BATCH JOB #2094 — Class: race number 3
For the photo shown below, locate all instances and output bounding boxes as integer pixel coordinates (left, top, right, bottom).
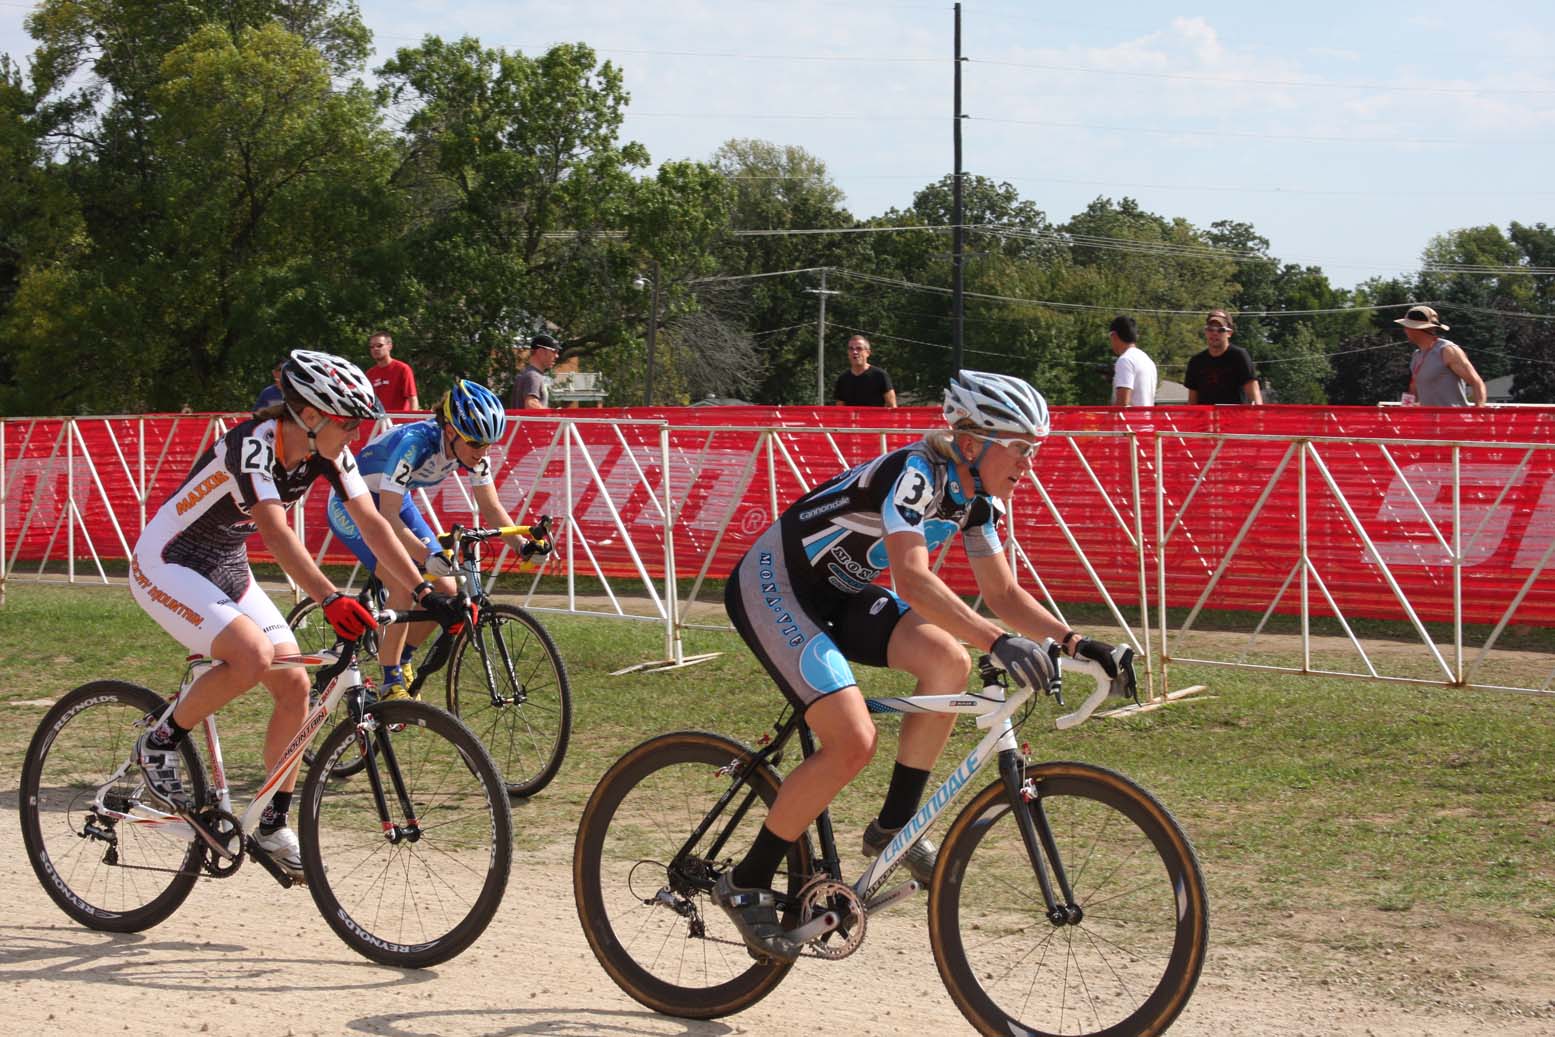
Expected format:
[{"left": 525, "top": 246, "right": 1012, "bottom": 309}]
[
  {"left": 892, "top": 468, "right": 929, "bottom": 514},
  {"left": 240, "top": 436, "right": 275, "bottom": 474}
]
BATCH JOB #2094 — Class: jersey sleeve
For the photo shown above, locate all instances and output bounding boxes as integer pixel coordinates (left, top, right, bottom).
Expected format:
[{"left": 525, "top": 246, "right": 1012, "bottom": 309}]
[
  {"left": 961, "top": 495, "right": 1006, "bottom": 558},
  {"left": 327, "top": 447, "right": 369, "bottom": 500},
  {"left": 229, "top": 427, "right": 282, "bottom": 508},
  {"left": 880, "top": 454, "right": 937, "bottom": 538},
  {"left": 465, "top": 454, "right": 495, "bottom": 488}
]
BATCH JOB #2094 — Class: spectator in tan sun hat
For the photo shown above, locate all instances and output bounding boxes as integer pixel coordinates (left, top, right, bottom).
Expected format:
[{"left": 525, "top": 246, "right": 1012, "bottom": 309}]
[
  {"left": 1397, "top": 305, "right": 1486, "bottom": 407},
  {"left": 1184, "top": 309, "right": 1262, "bottom": 405}
]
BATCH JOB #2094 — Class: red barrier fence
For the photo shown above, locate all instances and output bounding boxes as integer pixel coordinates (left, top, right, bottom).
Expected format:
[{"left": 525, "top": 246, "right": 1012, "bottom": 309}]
[{"left": 6, "top": 406, "right": 1555, "bottom": 634}]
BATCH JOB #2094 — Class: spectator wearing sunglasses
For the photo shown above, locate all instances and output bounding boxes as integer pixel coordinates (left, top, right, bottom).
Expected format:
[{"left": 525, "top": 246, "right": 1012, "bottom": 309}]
[
  {"left": 367, "top": 331, "right": 420, "bottom": 413},
  {"left": 833, "top": 335, "right": 898, "bottom": 408},
  {"left": 1185, "top": 310, "right": 1262, "bottom": 405},
  {"left": 1397, "top": 305, "right": 1485, "bottom": 407}
]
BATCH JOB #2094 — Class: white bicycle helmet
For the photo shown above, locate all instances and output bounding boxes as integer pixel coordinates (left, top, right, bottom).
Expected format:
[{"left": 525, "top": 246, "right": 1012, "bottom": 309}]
[
  {"left": 281, "top": 349, "right": 383, "bottom": 421},
  {"left": 943, "top": 370, "right": 1050, "bottom": 439}
]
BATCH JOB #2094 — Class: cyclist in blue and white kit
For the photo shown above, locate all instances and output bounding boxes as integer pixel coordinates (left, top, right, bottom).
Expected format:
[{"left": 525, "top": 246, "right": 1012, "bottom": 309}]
[
  {"left": 326, "top": 379, "right": 543, "bottom": 700},
  {"left": 715, "top": 370, "right": 1123, "bottom": 962}
]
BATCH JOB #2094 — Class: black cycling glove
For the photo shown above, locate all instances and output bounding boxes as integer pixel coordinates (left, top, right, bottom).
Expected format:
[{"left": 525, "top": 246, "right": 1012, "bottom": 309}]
[
  {"left": 1072, "top": 636, "right": 1120, "bottom": 679},
  {"left": 990, "top": 633, "right": 1056, "bottom": 691}
]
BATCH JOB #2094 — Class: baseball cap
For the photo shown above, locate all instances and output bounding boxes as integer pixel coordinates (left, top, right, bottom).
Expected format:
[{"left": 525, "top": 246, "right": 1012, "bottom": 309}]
[
  {"left": 531, "top": 333, "right": 560, "bottom": 352},
  {"left": 1394, "top": 305, "right": 1449, "bottom": 331},
  {"left": 1205, "top": 309, "right": 1236, "bottom": 331}
]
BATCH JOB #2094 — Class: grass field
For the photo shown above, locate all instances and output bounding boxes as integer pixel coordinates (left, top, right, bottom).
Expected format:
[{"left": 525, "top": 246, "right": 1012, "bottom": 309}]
[{"left": 4, "top": 579, "right": 1553, "bottom": 951}]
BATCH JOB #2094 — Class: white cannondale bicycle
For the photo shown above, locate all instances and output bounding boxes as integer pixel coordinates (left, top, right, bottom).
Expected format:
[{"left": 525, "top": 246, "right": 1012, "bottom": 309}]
[{"left": 574, "top": 642, "right": 1209, "bottom": 1037}]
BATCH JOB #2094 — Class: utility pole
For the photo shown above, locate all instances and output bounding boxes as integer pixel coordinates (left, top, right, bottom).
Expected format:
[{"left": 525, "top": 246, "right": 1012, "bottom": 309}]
[
  {"left": 952, "top": 1, "right": 966, "bottom": 374},
  {"left": 804, "top": 269, "right": 841, "bottom": 405},
  {"left": 643, "top": 258, "right": 661, "bottom": 406}
]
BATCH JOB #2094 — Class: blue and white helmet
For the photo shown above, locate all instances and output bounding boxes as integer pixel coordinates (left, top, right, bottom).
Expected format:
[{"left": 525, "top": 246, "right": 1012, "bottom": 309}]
[
  {"left": 441, "top": 379, "right": 508, "bottom": 445},
  {"left": 943, "top": 370, "right": 1050, "bottom": 439}
]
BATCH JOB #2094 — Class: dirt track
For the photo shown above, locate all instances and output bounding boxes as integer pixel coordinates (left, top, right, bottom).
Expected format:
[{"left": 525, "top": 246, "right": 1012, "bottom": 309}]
[{"left": 4, "top": 796, "right": 1554, "bottom": 1037}]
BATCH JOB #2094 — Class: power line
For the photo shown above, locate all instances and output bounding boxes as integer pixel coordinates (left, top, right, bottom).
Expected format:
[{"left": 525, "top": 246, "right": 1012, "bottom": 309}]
[
  {"left": 719, "top": 171, "right": 1555, "bottom": 200},
  {"left": 969, "top": 114, "right": 1453, "bottom": 146},
  {"left": 830, "top": 267, "right": 1431, "bottom": 319},
  {"left": 969, "top": 58, "right": 1555, "bottom": 98}
]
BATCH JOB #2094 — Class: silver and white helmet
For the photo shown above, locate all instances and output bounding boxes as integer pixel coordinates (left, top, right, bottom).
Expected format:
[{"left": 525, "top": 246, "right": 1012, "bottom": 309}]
[
  {"left": 282, "top": 349, "right": 383, "bottom": 420},
  {"left": 943, "top": 370, "right": 1050, "bottom": 438}
]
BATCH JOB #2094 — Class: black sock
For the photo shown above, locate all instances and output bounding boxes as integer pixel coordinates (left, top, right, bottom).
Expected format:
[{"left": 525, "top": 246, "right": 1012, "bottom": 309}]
[
  {"left": 732, "top": 824, "right": 793, "bottom": 891},
  {"left": 259, "top": 791, "right": 292, "bottom": 833},
  {"left": 148, "top": 716, "right": 191, "bottom": 749},
  {"left": 878, "top": 763, "right": 932, "bottom": 831}
]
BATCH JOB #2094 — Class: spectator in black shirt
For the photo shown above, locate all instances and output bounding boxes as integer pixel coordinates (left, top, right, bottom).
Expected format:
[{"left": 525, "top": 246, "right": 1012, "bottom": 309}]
[
  {"left": 1185, "top": 309, "right": 1263, "bottom": 405},
  {"left": 832, "top": 335, "right": 897, "bottom": 407}
]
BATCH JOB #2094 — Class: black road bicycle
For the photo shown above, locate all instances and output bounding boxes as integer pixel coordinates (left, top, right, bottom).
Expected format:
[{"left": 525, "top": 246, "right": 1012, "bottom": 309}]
[
  {"left": 287, "top": 517, "right": 572, "bottom": 798},
  {"left": 574, "top": 644, "right": 1208, "bottom": 1037}
]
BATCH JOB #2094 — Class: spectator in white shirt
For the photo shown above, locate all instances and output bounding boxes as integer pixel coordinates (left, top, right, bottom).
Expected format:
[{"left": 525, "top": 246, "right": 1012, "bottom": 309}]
[{"left": 1109, "top": 315, "right": 1157, "bottom": 407}]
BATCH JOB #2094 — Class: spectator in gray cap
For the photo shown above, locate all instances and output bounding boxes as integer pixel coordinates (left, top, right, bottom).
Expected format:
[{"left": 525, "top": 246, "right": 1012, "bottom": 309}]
[{"left": 1398, "top": 306, "right": 1486, "bottom": 407}]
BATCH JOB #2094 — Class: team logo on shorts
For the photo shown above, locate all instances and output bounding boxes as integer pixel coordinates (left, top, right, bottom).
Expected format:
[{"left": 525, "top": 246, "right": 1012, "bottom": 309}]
[{"left": 800, "top": 635, "right": 854, "bottom": 693}]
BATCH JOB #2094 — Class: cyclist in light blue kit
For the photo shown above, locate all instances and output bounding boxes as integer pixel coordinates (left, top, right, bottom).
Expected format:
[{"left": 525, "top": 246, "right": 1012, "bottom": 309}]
[
  {"left": 326, "top": 379, "right": 545, "bottom": 700},
  {"left": 716, "top": 370, "right": 1123, "bottom": 962}
]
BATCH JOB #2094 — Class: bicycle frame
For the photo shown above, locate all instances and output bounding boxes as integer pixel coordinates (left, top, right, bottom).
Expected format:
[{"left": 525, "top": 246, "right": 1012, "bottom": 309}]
[
  {"left": 90, "top": 645, "right": 370, "bottom": 849},
  {"left": 705, "top": 646, "right": 1132, "bottom": 913}
]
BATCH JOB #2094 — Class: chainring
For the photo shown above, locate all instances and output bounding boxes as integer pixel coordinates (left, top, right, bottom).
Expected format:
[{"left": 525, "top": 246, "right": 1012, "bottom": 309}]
[{"left": 797, "top": 875, "right": 867, "bottom": 959}]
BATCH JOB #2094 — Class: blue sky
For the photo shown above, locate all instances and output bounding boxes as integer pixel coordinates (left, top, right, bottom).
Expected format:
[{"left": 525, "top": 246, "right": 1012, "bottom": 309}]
[{"left": 3, "top": 0, "right": 1552, "bottom": 288}]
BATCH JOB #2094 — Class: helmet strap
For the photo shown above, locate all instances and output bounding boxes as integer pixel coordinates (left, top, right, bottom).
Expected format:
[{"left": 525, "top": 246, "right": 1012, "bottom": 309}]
[
  {"left": 286, "top": 404, "right": 326, "bottom": 458},
  {"left": 949, "top": 434, "right": 990, "bottom": 497}
]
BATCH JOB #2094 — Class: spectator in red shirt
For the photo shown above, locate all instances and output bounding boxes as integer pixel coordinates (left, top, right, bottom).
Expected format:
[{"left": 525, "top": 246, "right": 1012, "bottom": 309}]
[{"left": 367, "top": 331, "right": 420, "bottom": 413}]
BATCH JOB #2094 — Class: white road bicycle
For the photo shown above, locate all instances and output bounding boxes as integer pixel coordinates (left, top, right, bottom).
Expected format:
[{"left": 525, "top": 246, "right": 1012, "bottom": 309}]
[
  {"left": 574, "top": 643, "right": 1209, "bottom": 1036},
  {"left": 19, "top": 611, "right": 512, "bottom": 968}
]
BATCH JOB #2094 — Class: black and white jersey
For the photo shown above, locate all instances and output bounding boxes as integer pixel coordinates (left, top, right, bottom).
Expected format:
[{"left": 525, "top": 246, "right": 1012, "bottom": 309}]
[
  {"left": 142, "top": 417, "right": 368, "bottom": 591},
  {"left": 776, "top": 440, "right": 1004, "bottom": 599}
]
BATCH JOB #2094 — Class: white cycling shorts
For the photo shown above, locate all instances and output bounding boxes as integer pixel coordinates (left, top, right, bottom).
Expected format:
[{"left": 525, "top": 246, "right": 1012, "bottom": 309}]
[{"left": 130, "top": 548, "right": 295, "bottom": 658}]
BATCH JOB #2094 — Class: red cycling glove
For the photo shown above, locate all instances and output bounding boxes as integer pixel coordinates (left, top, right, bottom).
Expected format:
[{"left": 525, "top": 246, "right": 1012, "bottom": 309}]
[{"left": 321, "top": 593, "right": 377, "bottom": 640}]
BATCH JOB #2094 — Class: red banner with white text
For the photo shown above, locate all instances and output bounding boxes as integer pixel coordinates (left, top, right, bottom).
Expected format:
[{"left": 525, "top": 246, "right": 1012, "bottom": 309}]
[{"left": 6, "top": 405, "right": 1555, "bottom": 626}]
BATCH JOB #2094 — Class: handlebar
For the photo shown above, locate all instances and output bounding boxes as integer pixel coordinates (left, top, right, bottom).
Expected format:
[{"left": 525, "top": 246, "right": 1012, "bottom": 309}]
[
  {"left": 978, "top": 640, "right": 1137, "bottom": 731},
  {"left": 436, "top": 515, "right": 552, "bottom": 551}
]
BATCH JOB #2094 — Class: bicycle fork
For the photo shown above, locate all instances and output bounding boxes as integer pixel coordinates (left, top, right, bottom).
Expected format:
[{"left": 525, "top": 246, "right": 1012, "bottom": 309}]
[
  {"left": 356, "top": 707, "right": 422, "bottom": 844},
  {"left": 998, "top": 749, "right": 1083, "bottom": 926}
]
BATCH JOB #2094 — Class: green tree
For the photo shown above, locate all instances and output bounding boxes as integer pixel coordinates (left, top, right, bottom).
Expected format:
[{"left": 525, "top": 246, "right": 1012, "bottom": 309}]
[
  {"left": 378, "top": 38, "right": 731, "bottom": 405},
  {"left": 707, "top": 139, "right": 859, "bottom": 404},
  {"left": 4, "top": 18, "right": 395, "bottom": 412}
]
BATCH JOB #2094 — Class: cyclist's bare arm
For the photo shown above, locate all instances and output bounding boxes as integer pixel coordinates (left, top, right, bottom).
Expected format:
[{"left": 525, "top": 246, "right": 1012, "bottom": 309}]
[
  {"left": 968, "top": 550, "right": 1071, "bottom": 646},
  {"left": 885, "top": 531, "right": 1005, "bottom": 652},
  {"left": 344, "top": 493, "right": 426, "bottom": 595},
  {"left": 471, "top": 481, "right": 532, "bottom": 557},
  {"left": 254, "top": 500, "right": 335, "bottom": 603}
]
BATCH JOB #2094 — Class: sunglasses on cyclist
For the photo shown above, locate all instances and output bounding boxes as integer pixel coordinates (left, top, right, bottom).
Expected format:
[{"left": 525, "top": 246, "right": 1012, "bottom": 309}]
[
  {"left": 978, "top": 435, "right": 1041, "bottom": 459},
  {"left": 324, "top": 414, "right": 362, "bottom": 434}
]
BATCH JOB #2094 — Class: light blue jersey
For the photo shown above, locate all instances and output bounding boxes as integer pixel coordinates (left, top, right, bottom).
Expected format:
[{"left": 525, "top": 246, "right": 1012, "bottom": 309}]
[
  {"left": 327, "top": 418, "right": 492, "bottom": 573},
  {"left": 355, "top": 418, "right": 493, "bottom": 497}
]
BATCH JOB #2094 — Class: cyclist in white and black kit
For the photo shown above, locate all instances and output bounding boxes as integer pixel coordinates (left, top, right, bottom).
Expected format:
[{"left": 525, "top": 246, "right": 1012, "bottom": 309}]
[
  {"left": 129, "top": 350, "right": 466, "bottom": 882},
  {"left": 716, "top": 370, "right": 1122, "bottom": 962}
]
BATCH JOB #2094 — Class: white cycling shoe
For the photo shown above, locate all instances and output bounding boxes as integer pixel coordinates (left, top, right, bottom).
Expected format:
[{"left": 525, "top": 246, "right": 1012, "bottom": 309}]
[{"left": 252, "top": 825, "right": 306, "bottom": 883}]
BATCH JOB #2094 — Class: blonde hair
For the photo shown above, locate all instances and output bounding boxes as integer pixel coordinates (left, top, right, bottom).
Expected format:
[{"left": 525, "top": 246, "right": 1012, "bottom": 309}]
[{"left": 925, "top": 426, "right": 983, "bottom": 460}]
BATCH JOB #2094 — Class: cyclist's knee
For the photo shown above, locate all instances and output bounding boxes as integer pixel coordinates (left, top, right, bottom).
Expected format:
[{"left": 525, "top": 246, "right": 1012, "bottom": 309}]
[{"left": 830, "top": 719, "right": 878, "bottom": 775}]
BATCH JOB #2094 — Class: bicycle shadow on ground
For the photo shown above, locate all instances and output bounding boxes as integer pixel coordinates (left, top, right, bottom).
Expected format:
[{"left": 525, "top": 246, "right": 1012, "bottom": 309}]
[
  {"left": 344, "top": 1006, "right": 736, "bottom": 1037},
  {"left": 0, "top": 924, "right": 436, "bottom": 993}
]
